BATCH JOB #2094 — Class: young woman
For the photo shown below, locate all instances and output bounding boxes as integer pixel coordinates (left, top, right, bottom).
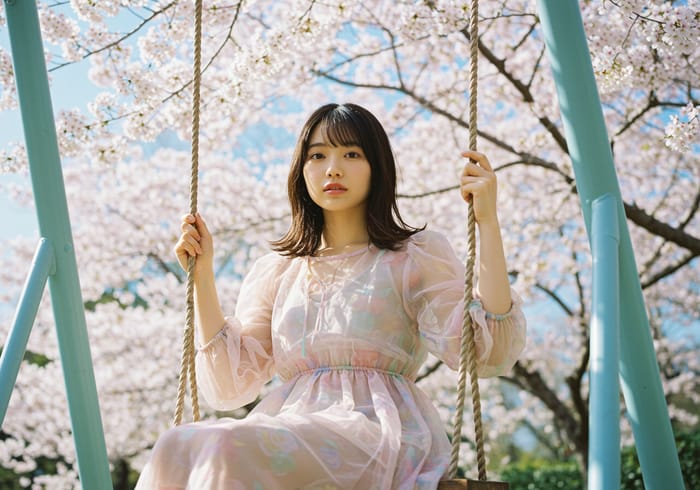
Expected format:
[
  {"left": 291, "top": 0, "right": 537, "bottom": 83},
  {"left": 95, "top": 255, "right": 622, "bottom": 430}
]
[{"left": 136, "top": 103, "right": 526, "bottom": 489}]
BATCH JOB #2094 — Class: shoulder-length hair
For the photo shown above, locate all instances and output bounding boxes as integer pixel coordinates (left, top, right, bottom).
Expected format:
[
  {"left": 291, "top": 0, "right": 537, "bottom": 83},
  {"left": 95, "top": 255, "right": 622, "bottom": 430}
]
[{"left": 271, "top": 103, "right": 424, "bottom": 257}]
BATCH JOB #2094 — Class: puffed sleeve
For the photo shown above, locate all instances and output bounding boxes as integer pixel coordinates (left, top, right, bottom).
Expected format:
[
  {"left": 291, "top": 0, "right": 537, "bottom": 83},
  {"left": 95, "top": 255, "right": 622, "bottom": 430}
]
[
  {"left": 195, "top": 253, "right": 286, "bottom": 410},
  {"left": 404, "top": 230, "right": 526, "bottom": 377}
]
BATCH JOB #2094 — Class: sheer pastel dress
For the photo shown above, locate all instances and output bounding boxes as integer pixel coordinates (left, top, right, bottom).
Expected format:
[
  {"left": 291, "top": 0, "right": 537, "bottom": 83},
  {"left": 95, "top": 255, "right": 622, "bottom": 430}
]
[{"left": 136, "top": 230, "right": 526, "bottom": 489}]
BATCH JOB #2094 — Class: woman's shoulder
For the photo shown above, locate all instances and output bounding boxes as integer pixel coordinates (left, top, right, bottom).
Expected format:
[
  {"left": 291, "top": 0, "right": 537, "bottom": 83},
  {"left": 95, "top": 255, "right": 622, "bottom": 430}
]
[
  {"left": 403, "top": 228, "right": 453, "bottom": 250},
  {"left": 247, "top": 250, "right": 299, "bottom": 279},
  {"left": 397, "top": 229, "right": 461, "bottom": 269},
  {"left": 253, "top": 250, "right": 296, "bottom": 268}
]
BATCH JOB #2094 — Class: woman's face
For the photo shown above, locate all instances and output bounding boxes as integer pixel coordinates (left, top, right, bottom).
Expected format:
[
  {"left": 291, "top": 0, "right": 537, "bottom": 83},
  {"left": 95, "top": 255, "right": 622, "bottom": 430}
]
[{"left": 302, "top": 125, "right": 372, "bottom": 218}]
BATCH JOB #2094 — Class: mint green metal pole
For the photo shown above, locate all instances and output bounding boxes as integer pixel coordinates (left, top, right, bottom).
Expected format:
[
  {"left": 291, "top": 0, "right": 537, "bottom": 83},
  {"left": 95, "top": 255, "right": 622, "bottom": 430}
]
[
  {"left": 589, "top": 195, "right": 621, "bottom": 489},
  {"left": 0, "top": 239, "right": 54, "bottom": 423},
  {"left": 4, "top": 1, "right": 111, "bottom": 488},
  {"left": 536, "top": 1, "right": 684, "bottom": 488}
]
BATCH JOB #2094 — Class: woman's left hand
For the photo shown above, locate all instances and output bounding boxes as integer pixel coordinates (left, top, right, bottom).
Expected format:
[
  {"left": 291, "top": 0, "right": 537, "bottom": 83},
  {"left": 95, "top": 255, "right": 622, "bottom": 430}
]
[{"left": 460, "top": 150, "right": 499, "bottom": 225}]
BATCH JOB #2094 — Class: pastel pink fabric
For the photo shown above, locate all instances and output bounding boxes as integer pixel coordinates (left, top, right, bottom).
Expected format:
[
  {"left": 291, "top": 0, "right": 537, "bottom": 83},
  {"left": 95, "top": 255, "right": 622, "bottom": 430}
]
[{"left": 136, "top": 230, "right": 526, "bottom": 489}]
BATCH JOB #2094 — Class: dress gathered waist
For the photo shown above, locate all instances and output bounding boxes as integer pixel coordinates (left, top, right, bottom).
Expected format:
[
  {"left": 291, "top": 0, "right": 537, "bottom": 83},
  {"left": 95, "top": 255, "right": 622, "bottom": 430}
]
[{"left": 279, "top": 364, "right": 417, "bottom": 383}]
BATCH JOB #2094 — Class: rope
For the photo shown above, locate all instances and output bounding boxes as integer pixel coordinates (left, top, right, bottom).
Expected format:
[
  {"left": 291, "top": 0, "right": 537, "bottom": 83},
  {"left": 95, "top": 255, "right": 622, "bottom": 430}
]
[
  {"left": 448, "top": 0, "right": 487, "bottom": 481},
  {"left": 174, "top": 0, "right": 203, "bottom": 427}
]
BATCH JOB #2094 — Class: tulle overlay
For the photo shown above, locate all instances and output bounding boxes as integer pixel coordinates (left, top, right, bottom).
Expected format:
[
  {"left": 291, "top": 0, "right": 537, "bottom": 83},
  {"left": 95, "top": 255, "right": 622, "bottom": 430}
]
[{"left": 136, "top": 231, "right": 526, "bottom": 489}]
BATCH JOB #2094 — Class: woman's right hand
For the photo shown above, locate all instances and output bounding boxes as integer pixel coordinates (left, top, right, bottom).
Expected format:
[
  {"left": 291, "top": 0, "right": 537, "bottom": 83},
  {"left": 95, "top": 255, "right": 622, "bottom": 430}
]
[{"left": 174, "top": 213, "right": 214, "bottom": 273}]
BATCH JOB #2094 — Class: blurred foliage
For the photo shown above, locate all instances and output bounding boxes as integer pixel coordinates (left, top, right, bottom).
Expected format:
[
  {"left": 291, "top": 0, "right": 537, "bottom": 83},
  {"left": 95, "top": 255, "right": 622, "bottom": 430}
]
[
  {"left": 500, "top": 428, "right": 699, "bottom": 489},
  {"left": 500, "top": 460, "right": 583, "bottom": 489}
]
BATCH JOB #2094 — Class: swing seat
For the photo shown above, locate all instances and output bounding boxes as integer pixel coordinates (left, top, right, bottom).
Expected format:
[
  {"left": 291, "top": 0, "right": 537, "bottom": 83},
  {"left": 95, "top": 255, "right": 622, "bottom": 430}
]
[{"left": 438, "top": 479, "right": 509, "bottom": 489}]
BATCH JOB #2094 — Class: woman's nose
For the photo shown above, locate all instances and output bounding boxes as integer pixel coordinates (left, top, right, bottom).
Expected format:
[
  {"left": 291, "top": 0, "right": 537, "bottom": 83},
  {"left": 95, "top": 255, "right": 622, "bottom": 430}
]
[{"left": 326, "top": 163, "right": 343, "bottom": 178}]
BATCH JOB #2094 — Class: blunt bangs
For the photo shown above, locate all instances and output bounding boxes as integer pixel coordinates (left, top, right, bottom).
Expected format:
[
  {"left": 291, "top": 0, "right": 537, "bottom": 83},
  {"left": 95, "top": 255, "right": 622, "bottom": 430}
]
[{"left": 310, "top": 106, "right": 367, "bottom": 151}]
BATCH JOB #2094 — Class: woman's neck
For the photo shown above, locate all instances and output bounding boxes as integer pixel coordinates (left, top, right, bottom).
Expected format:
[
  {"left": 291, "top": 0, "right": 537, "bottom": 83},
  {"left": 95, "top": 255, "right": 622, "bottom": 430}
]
[{"left": 318, "top": 211, "right": 369, "bottom": 255}]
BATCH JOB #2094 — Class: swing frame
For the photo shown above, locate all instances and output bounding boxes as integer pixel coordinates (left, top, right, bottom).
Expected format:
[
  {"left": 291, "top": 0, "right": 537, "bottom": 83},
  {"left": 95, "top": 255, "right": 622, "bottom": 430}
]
[{"left": 1, "top": 0, "right": 685, "bottom": 488}]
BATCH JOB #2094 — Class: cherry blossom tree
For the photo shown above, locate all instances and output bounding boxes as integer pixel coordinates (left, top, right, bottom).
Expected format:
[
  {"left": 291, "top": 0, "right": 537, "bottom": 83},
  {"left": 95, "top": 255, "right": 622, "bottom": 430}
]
[{"left": 0, "top": 0, "right": 698, "bottom": 487}]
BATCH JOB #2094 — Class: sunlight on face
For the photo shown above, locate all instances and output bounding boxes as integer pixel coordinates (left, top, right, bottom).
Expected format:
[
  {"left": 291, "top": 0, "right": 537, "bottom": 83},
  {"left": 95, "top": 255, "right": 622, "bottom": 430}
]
[{"left": 303, "top": 126, "right": 372, "bottom": 219}]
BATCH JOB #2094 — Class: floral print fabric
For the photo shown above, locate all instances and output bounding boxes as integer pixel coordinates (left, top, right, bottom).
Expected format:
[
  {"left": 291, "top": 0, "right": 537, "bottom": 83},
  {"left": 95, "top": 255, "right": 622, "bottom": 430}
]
[{"left": 136, "top": 230, "right": 526, "bottom": 489}]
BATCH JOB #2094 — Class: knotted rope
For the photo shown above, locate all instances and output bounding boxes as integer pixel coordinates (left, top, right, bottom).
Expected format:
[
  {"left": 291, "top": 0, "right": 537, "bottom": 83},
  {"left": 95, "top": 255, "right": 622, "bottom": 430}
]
[
  {"left": 173, "top": 0, "right": 203, "bottom": 426},
  {"left": 448, "top": 0, "right": 487, "bottom": 481}
]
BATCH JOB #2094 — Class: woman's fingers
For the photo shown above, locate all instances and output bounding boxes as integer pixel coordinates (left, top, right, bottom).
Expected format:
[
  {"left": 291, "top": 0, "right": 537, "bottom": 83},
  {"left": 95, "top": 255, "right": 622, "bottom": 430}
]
[
  {"left": 176, "top": 214, "right": 203, "bottom": 257},
  {"left": 180, "top": 213, "right": 200, "bottom": 234},
  {"left": 175, "top": 235, "right": 200, "bottom": 258},
  {"left": 462, "top": 162, "right": 491, "bottom": 178},
  {"left": 194, "top": 213, "right": 210, "bottom": 234},
  {"left": 459, "top": 150, "right": 499, "bottom": 224},
  {"left": 461, "top": 150, "right": 493, "bottom": 171},
  {"left": 181, "top": 222, "right": 201, "bottom": 240},
  {"left": 180, "top": 213, "right": 212, "bottom": 239},
  {"left": 176, "top": 242, "right": 195, "bottom": 260},
  {"left": 460, "top": 180, "right": 489, "bottom": 201},
  {"left": 181, "top": 213, "right": 196, "bottom": 228},
  {"left": 175, "top": 213, "right": 213, "bottom": 273},
  {"left": 183, "top": 233, "right": 203, "bottom": 255},
  {"left": 177, "top": 226, "right": 203, "bottom": 252}
]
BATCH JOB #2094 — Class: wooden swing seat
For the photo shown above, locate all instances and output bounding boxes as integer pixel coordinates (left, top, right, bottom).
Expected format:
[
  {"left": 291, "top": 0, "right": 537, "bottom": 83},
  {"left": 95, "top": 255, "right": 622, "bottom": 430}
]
[{"left": 438, "top": 479, "right": 509, "bottom": 489}]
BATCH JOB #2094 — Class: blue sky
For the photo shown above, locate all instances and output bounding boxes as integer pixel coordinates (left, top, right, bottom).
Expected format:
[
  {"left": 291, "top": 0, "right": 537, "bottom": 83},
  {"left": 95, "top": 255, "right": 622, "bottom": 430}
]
[{"left": 1, "top": 21, "right": 103, "bottom": 238}]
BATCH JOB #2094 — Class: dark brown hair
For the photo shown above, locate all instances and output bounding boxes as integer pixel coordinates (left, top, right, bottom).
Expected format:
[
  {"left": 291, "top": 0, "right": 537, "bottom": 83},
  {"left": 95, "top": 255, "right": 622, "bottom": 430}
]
[{"left": 271, "top": 103, "right": 424, "bottom": 257}]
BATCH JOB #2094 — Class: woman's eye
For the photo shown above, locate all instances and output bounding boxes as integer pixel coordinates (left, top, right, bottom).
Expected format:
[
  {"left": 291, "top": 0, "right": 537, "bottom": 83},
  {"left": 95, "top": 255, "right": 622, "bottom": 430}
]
[
  {"left": 308, "top": 153, "right": 324, "bottom": 160},
  {"left": 346, "top": 151, "right": 362, "bottom": 158}
]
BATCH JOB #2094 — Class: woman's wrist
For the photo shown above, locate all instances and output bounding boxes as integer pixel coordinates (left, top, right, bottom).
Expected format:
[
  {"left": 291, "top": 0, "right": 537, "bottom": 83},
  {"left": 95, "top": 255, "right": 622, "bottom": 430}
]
[
  {"left": 193, "top": 259, "right": 215, "bottom": 281},
  {"left": 476, "top": 213, "right": 501, "bottom": 231}
]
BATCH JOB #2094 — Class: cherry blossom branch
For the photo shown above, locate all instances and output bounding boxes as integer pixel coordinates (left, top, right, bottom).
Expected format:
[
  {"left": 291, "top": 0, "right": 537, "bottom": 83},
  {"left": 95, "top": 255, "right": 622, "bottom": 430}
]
[
  {"left": 509, "top": 361, "right": 584, "bottom": 455},
  {"left": 49, "top": 2, "right": 178, "bottom": 72},
  {"left": 519, "top": 418, "right": 564, "bottom": 458},
  {"left": 319, "top": 36, "right": 430, "bottom": 76},
  {"left": 216, "top": 214, "right": 290, "bottom": 237},
  {"left": 533, "top": 282, "right": 574, "bottom": 317},
  {"left": 416, "top": 360, "right": 444, "bottom": 383},
  {"left": 161, "top": 2, "right": 244, "bottom": 105},
  {"left": 314, "top": 68, "right": 574, "bottom": 183},
  {"left": 641, "top": 252, "right": 699, "bottom": 290},
  {"left": 512, "top": 21, "right": 538, "bottom": 52},
  {"left": 397, "top": 185, "right": 456, "bottom": 199},
  {"left": 613, "top": 93, "right": 692, "bottom": 138},
  {"left": 144, "top": 213, "right": 286, "bottom": 284},
  {"left": 460, "top": 31, "right": 570, "bottom": 154},
  {"left": 526, "top": 44, "right": 546, "bottom": 90},
  {"left": 566, "top": 253, "right": 590, "bottom": 451},
  {"left": 388, "top": 29, "right": 406, "bottom": 90},
  {"left": 385, "top": 80, "right": 699, "bottom": 255},
  {"left": 573, "top": 255, "right": 586, "bottom": 324},
  {"left": 147, "top": 252, "right": 184, "bottom": 284},
  {"left": 295, "top": 0, "right": 318, "bottom": 23},
  {"left": 608, "top": 1, "right": 665, "bottom": 25},
  {"left": 681, "top": 188, "right": 700, "bottom": 230},
  {"left": 76, "top": 3, "right": 244, "bottom": 132},
  {"left": 625, "top": 202, "right": 700, "bottom": 255},
  {"left": 480, "top": 12, "right": 539, "bottom": 22},
  {"left": 395, "top": 158, "right": 566, "bottom": 199},
  {"left": 638, "top": 165, "right": 694, "bottom": 279},
  {"left": 612, "top": 11, "right": 639, "bottom": 66}
]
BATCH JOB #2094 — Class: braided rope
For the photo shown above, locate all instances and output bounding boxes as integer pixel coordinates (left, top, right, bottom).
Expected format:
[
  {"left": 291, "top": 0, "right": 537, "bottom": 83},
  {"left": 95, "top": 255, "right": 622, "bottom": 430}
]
[
  {"left": 448, "top": 0, "right": 487, "bottom": 480},
  {"left": 174, "top": 0, "right": 203, "bottom": 426}
]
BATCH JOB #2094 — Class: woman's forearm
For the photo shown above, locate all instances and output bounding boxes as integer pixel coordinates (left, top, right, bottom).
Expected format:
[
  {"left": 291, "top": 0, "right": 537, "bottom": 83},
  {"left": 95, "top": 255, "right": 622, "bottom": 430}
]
[
  {"left": 476, "top": 219, "right": 512, "bottom": 315},
  {"left": 193, "top": 265, "right": 226, "bottom": 344}
]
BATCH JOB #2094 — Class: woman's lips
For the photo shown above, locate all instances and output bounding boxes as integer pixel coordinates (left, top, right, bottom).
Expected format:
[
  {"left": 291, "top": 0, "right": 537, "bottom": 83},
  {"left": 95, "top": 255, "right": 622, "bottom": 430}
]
[{"left": 323, "top": 183, "right": 347, "bottom": 194}]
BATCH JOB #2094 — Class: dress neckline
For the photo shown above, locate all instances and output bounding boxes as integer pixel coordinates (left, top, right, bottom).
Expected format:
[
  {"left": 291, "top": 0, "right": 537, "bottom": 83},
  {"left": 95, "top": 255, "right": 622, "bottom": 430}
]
[{"left": 308, "top": 244, "right": 374, "bottom": 261}]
